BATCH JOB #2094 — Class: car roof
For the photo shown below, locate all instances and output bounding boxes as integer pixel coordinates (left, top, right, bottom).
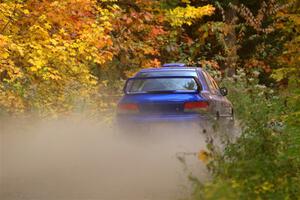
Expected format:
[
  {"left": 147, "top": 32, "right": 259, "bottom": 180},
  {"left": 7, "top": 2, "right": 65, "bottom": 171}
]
[{"left": 139, "top": 67, "right": 202, "bottom": 73}]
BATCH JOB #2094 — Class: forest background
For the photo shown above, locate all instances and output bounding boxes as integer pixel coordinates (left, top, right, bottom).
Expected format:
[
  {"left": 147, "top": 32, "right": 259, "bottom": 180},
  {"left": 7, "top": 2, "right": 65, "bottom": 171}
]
[{"left": 0, "top": 0, "right": 299, "bottom": 199}]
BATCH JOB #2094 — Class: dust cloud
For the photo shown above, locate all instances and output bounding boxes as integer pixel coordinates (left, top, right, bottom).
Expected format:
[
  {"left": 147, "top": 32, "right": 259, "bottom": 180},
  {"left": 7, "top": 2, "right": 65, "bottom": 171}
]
[{"left": 0, "top": 116, "right": 211, "bottom": 200}]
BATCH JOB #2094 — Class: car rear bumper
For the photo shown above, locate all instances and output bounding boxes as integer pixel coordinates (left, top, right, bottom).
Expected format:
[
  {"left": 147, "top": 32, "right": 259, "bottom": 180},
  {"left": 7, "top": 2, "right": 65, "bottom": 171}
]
[
  {"left": 116, "top": 113, "right": 211, "bottom": 124},
  {"left": 115, "top": 114, "right": 214, "bottom": 134}
]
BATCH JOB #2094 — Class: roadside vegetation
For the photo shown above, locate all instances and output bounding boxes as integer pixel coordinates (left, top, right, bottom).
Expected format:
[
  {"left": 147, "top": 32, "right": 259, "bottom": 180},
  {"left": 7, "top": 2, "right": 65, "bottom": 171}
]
[
  {"left": 194, "top": 71, "right": 300, "bottom": 199},
  {"left": 0, "top": 0, "right": 299, "bottom": 199}
]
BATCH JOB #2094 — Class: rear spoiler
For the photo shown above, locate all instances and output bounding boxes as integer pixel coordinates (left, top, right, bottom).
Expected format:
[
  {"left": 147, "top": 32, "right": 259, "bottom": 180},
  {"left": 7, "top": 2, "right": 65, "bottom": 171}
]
[{"left": 123, "top": 76, "right": 202, "bottom": 94}]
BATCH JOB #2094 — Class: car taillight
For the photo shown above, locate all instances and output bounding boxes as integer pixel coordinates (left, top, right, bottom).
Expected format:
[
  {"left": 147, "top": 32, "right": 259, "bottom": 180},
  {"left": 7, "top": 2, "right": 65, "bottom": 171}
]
[
  {"left": 117, "top": 103, "right": 139, "bottom": 114},
  {"left": 184, "top": 101, "right": 209, "bottom": 113}
]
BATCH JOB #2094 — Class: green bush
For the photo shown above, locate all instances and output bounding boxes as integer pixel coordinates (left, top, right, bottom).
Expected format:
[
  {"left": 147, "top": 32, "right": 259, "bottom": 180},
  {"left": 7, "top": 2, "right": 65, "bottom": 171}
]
[{"left": 195, "top": 69, "right": 300, "bottom": 200}]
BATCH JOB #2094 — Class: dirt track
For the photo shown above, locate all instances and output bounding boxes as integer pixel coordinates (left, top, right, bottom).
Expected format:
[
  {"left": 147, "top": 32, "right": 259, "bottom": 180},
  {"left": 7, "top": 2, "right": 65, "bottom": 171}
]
[{"left": 0, "top": 117, "right": 211, "bottom": 200}]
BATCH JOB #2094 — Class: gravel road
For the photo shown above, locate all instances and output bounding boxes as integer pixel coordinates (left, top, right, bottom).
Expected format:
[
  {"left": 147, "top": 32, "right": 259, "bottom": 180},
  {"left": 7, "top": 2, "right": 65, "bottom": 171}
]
[{"left": 0, "top": 117, "right": 213, "bottom": 200}]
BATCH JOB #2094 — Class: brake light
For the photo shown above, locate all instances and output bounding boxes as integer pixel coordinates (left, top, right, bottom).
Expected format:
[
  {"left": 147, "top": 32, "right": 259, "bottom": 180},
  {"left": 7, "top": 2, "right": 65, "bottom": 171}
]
[
  {"left": 117, "top": 103, "right": 139, "bottom": 114},
  {"left": 184, "top": 101, "right": 209, "bottom": 113}
]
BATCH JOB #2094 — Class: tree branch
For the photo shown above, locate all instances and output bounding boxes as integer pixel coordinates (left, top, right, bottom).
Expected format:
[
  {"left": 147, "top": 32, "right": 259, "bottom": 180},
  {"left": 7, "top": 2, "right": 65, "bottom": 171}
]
[{"left": 0, "top": 4, "right": 18, "bottom": 34}]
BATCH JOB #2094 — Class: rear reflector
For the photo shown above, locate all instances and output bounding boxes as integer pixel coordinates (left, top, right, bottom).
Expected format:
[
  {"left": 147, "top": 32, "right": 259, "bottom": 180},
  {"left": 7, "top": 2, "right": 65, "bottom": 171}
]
[
  {"left": 117, "top": 103, "right": 139, "bottom": 114},
  {"left": 184, "top": 101, "right": 209, "bottom": 112}
]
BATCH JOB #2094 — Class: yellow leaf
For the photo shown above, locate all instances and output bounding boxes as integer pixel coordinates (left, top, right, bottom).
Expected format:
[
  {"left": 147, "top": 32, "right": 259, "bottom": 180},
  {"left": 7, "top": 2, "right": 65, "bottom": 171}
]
[
  {"left": 1, "top": 52, "right": 9, "bottom": 59},
  {"left": 23, "top": 9, "right": 30, "bottom": 15},
  {"left": 198, "top": 150, "right": 209, "bottom": 163}
]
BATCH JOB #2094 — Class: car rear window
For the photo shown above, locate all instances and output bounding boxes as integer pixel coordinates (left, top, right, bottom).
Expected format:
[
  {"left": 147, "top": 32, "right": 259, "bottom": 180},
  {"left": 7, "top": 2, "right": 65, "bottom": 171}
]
[
  {"left": 137, "top": 71, "right": 198, "bottom": 77},
  {"left": 125, "top": 77, "right": 198, "bottom": 94}
]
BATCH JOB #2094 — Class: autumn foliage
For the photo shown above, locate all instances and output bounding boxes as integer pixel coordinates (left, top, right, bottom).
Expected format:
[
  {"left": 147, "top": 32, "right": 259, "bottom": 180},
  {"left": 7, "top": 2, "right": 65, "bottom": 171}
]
[
  {"left": 1, "top": 0, "right": 296, "bottom": 117},
  {"left": 0, "top": 0, "right": 117, "bottom": 115}
]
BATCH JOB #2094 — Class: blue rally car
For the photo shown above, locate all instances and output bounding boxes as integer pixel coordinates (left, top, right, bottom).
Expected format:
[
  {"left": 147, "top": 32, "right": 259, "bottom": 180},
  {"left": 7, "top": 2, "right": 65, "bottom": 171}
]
[{"left": 117, "top": 63, "right": 233, "bottom": 128}]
